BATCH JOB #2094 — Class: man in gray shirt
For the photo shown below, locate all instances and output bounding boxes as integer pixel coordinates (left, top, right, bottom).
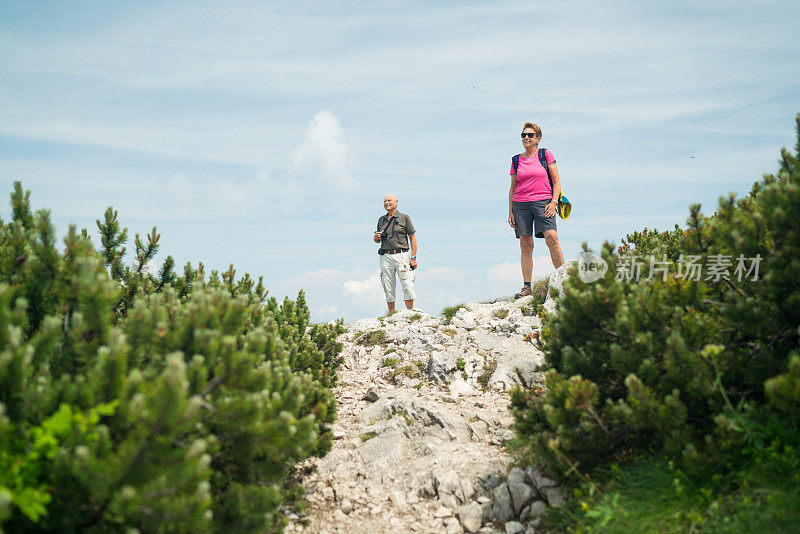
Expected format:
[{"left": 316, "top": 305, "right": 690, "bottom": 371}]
[{"left": 373, "top": 194, "right": 418, "bottom": 312}]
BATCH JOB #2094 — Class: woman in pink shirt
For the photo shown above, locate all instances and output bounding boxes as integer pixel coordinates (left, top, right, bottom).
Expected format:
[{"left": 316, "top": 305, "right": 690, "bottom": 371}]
[{"left": 507, "top": 122, "right": 565, "bottom": 298}]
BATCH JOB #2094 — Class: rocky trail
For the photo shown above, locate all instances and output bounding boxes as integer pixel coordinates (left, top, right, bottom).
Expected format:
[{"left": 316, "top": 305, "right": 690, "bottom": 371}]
[{"left": 286, "top": 268, "right": 570, "bottom": 534}]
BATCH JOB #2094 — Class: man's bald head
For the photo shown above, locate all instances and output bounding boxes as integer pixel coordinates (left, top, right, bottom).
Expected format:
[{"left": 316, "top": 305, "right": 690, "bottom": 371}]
[{"left": 383, "top": 194, "right": 398, "bottom": 212}]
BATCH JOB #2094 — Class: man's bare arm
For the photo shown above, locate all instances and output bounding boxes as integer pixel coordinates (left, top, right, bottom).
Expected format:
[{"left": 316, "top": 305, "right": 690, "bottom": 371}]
[{"left": 409, "top": 233, "right": 418, "bottom": 268}]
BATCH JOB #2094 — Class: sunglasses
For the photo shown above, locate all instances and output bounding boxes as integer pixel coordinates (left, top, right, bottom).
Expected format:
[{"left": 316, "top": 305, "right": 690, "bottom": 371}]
[{"left": 521, "top": 132, "right": 538, "bottom": 138}]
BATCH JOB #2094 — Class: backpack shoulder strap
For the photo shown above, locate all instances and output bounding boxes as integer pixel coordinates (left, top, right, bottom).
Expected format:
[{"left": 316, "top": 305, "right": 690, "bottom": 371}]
[
  {"left": 512, "top": 154, "right": 520, "bottom": 174},
  {"left": 538, "top": 148, "right": 553, "bottom": 190}
]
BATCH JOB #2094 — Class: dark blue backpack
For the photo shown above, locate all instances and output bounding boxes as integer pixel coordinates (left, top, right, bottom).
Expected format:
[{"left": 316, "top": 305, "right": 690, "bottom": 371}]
[{"left": 511, "top": 148, "right": 571, "bottom": 220}]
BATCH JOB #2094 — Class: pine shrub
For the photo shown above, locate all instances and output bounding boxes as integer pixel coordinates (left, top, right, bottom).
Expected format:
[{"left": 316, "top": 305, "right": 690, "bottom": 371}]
[
  {"left": 511, "top": 114, "right": 800, "bottom": 483},
  {"left": 0, "top": 183, "right": 342, "bottom": 532}
]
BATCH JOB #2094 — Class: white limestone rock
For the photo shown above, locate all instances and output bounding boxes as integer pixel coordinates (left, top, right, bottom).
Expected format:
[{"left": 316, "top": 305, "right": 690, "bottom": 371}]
[
  {"left": 449, "top": 379, "right": 478, "bottom": 398},
  {"left": 455, "top": 502, "right": 483, "bottom": 533},
  {"left": 542, "top": 260, "right": 576, "bottom": 315}
]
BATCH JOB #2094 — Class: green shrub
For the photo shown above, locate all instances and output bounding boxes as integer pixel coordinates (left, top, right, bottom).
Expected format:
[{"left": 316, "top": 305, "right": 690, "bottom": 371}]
[
  {"left": 441, "top": 304, "right": 465, "bottom": 323},
  {"left": 456, "top": 357, "right": 465, "bottom": 372},
  {"left": 381, "top": 357, "right": 398, "bottom": 368},
  {"left": 0, "top": 183, "right": 342, "bottom": 533},
  {"left": 617, "top": 224, "right": 686, "bottom": 261},
  {"left": 409, "top": 313, "right": 422, "bottom": 322},
  {"left": 493, "top": 309, "right": 508, "bottom": 319},
  {"left": 511, "top": 114, "right": 800, "bottom": 484}
]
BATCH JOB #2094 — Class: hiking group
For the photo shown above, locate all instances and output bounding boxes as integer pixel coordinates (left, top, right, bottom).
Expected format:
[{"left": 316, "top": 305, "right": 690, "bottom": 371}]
[{"left": 374, "top": 121, "right": 569, "bottom": 310}]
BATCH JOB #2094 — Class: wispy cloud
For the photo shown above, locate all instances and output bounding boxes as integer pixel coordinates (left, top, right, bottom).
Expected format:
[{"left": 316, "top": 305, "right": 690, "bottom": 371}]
[{"left": 343, "top": 273, "right": 384, "bottom": 304}]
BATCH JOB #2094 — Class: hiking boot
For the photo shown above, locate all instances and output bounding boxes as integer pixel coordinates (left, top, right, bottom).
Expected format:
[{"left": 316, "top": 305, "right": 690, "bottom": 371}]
[{"left": 514, "top": 285, "right": 532, "bottom": 299}]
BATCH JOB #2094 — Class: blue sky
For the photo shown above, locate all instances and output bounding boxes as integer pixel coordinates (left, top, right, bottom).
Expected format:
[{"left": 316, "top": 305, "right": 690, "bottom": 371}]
[{"left": 1, "top": 0, "right": 799, "bottom": 321}]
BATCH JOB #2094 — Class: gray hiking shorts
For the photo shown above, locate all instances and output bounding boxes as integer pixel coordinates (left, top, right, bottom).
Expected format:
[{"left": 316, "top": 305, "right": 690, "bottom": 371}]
[{"left": 512, "top": 200, "right": 557, "bottom": 239}]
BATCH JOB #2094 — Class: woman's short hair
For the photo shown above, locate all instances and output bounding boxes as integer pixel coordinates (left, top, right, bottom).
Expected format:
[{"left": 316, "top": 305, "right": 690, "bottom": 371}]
[{"left": 522, "top": 122, "right": 542, "bottom": 138}]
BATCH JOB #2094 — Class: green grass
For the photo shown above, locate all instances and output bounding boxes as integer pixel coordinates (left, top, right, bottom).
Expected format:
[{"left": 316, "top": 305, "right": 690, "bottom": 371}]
[
  {"left": 358, "top": 329, "right": 386, "bottom": 346},
  {"left": 549, "top": 453, "right": 800, "bottom": 533},
  {"left": 380, "top": 357, "right": 397, "bottom": 367},
  {"left": 477, "top": 359, "right": 497, "bottom": 388},
  {"left": 456, "top": 357, "right": 465, "bottom": 372},
  {"left": 388, "top": 365, "right": 418, "bottom": 381},
  {"left": 359, "top": 432, "right": 378, "bottom": 442},
  {"left": 441, "top": 304, "right": 466, "bottom": 323},
  {"left": 409, "top": 313, "right": 422, "bottom": 322},
  {"left": 493, "top": 309, "right": 509, "bottom": 319},
  {"left": 531, "top": 277, "right": 549, "bottom": 306},
  {"left": 443, "top": 328, "right": 457, "bottom": 338}
]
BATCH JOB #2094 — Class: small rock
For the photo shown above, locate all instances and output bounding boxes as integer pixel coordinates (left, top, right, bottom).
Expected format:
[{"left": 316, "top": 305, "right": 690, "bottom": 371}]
[
  {"left": 389, "top": 490, "right": 406, "bottom": 507},
  {"left": 322, "top": 486, "right": 335, "bottom": 501},
  {"left": 542, "top": 486, "right": 566, "bottom": 507},
  {"left": 434, "top": 506, "right": 453, "bottom": 518},
  {"left": 520, "top": 500, "right": 546, "bottom": 520},
  {"left": 505, "top": 521, "right": 525, "bottom": 534},
  {"left": 340, "top": 499, "right": 353, "bottom": 514},
  {"left": 489, "top": 483, "right": 514, "bottom": 522},
  {"left": 428, "top": 349, "right": 457, "bottom": 381},
  {"left": 527, "top": 467, "right": 557, "bottom": 491},
  {"left": 438, "top": 493, "right": 458, "bottom": 509},
  {"left": 332, "top": 509, "right": 347, "bottom": 522},
  {"left": 446, "top": 520, "right": 464, "bottom": 534},
  {"left": 362, "top": 389, "right": 380, "bottom": 403},
  {"left": 370, "top": 506, "right": 382, "bottom": 515},
  {"left": 455, "top": 502, "right": 483, "bottom": 533},
  {"left": 449, "top": 379, "right": 478, "bottom": 398},
  {"left": 506, "top": 477, "right": 534, "bottom": 515}
]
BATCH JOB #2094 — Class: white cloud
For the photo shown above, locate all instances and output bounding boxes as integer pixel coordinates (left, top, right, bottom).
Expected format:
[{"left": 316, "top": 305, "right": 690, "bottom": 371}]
[
  {"left": 343, "top": 273, "right": 384, "bottom": 304},
  {"left": 290, "top": 110, "right": 354, "bottom": 190},
  {"left": 485, "top": 261, "right": 518, "bottom": 284}
]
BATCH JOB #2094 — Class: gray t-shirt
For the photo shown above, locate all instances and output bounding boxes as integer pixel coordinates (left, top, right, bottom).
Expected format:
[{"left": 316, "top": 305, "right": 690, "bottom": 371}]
[{"left": 377, "top": 212, "right": 415, "bottom": 251}]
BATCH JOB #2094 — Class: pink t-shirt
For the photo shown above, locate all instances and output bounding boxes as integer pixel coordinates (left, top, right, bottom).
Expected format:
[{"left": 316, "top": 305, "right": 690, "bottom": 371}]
[{"left": 510, "top": 150, "right": 556, "bottom": 202}]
